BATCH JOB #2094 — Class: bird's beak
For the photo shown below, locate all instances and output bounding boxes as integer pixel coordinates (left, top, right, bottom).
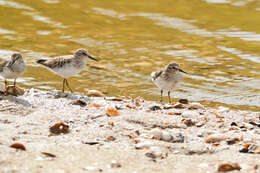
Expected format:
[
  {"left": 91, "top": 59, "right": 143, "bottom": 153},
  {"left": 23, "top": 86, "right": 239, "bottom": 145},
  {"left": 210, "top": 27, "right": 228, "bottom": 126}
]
[
  {"left": 179, "top": 68, "right": 188, "bottom": 74},
  {"left": 87, "top": 54, "right": 99, "bottom": 61}
]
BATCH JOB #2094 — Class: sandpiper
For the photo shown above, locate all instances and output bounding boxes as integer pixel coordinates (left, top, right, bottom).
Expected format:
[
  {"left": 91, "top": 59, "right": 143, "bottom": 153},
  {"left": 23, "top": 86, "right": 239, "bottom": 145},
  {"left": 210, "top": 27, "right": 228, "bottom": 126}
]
[
  {"left": 36, "top": 49, "right": 98, "bottom": 93},
  {"left": 151, "top": 62, "right": 187, "bottom": 103},
  {"left": 0, "top": 53, "right": 26, "bottom": 89}
]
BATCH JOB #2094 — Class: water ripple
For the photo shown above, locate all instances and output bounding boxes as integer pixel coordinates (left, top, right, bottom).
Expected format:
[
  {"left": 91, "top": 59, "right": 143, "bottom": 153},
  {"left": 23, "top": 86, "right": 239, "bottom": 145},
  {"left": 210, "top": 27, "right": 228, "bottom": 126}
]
[
  {"left": 0, "top": 0, "right": 34, "bottom": 10},
  {"left": 0, "top": 28, "right": 16, "bottom": 34},
  {"left": 23, "top": 12, "right": 67, "bottom": 28},
  {"left": 218, "top": 46, "right": 260, "bottom": 63},
  {"left": 92, "top": 7, "right": 127, "bottom": 20}
]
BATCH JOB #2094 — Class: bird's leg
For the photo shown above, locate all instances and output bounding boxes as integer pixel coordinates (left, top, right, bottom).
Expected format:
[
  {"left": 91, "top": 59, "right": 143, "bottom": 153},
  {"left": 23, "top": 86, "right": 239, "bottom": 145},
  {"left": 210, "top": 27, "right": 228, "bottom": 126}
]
[
  {"left": 4, "top": 79, "right": 8, "bottom": 89},
  {"left": 13, "top": 78, "right": 16, "bottom": 87},
  {"left": 168, "top": 91, "right": 171, "bottom": 103},
  {"left": 62, "top": 79, "right": 65, "bottom": 93},
  {"left": 160, "top": 90, "right": 163, "bottom": 103},
  {"left": 65, "top": 79, "right": 73, "bottom": 93},
  {"left": 13, "top": 78, "right": 17, "bottom": 95}
]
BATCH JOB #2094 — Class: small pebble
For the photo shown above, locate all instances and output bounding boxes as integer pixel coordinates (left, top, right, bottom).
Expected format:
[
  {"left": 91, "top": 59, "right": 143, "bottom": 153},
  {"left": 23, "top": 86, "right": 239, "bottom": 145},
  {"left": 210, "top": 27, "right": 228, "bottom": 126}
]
[
  {"left": 171, "top": 133, "right": 185, "bottom": 143},
  {"left": 182, "top": 118, "right": 195, "bottom": 127},
  {"left": 109, "top": 160, "right": 121, "bottom": 168},
  {"left": 173, "top": 103, "right": 185, "bottom": 109},
  {"left": 205, "top": 134, "right": 226, "bottom": 143},
  {"left": 71, "top": 99, "right": 87, "bottom": 107},
  {"left": 239, "top": 148, "right": 249, "bottom": 153},
  {"left": 87, "top": 90, "right": 104, "bottom": 97},
  {"left": 149, "top": 105, "right": 161, "bottom": 111},
  {"left": 179, "top": 99, "right": 189, "bottom": 104}
]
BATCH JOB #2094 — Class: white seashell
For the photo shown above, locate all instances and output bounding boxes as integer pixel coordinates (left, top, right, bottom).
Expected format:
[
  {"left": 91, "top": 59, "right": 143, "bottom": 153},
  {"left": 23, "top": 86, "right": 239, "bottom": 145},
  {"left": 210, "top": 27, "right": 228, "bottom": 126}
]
[
  {"left": 135, "top": 141, "right": 153, "bottom": 149},
  {"left": 149, "top": 128, "right": 163, "bottom": 140},
  {"left": 161, "top": 131, "right": 173, "bottom": 142},
  {"left": 188, "top": 102, "right": 205, "bottom": 109},
  {"left": 181, "top": 110, "right": 199, "bottom": 118},
  {"left": 145, "top": 146, "right": 162, "bottom": 158},
  {"left": 218, "top": 106, "right": 229, "bottom": 113}
]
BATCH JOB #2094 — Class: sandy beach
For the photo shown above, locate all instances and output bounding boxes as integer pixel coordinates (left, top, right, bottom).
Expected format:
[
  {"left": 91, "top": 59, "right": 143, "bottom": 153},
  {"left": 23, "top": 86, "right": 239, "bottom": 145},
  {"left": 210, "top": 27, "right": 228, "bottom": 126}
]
[{"left": 0, "top": 88, "right": 259, "bottom": 173}]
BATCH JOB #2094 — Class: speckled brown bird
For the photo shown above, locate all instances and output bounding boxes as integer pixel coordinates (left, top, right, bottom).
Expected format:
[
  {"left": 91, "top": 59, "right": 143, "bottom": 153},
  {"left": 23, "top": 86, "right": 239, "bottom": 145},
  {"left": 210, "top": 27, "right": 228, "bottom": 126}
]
[
  {"left": 0, "top": 53, "right": 26, "bottom": 89},
  {"left": 151, "top": 62, "right": 187, "bottom": 103},
  {"left": 36, "top": 49, "right": 98, "bottom": 93}
]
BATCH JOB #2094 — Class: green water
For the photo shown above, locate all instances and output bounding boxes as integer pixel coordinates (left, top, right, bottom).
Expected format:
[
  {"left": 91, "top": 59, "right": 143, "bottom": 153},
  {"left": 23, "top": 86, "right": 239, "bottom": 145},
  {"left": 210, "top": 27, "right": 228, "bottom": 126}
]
[{"left": 0, "top": 0, "right": 259, "bottom": 111}]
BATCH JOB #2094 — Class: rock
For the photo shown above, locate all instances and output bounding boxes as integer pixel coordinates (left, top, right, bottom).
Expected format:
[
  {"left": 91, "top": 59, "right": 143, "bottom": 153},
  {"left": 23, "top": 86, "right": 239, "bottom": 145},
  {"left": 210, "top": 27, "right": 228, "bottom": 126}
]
[
  {"left": 173, "top": 103, "right": 185, "bottom": 109},
  {"left": 109, "top": 160, "right": 121, "bottom": 168},
  {"left": 188, "top": 102, "right": 204, "bottom": 110},
  {"left": 230, "top": 122, "right": 238, "bottom": 126},
  {"left": 226, "top": 138, "right": 241, "bottom": 145},
  {"left": 217, "top": 163, "right": 241, "bottom": 172},
  {"left": 149, "top": 128, "right": 162, "bottom": 140},
  {"left": 149, "top": 105, "right": 161, "bottom": 111},
  {"left": 54, "top": 91, "right": 69, "bottom": 98},
  {"left": 171, "top": 133, "right": 185, "bottom": 143},
  {"left": 239, "top": 148, "right": 248, "bottom": 153},
  {"left": 71, "top": 99, "right": 87, "bottom": 107},
  {"left": 179, "top": 99, "right": 189, "bottom": 104},
  {"left": 5, "top": 85, "right": 25, "bottom": 96},
  {"left": 182, "top": 118, "right": 195, "bottom": 127},
  {"left": 205, "top": 134, "right": 226, "bottom": 143},
  {"left": 87, "top": 90, "right": 104, "bottom": 97},
  {"left": 107, "top": 136, "right": 116, "bottom": 141}
]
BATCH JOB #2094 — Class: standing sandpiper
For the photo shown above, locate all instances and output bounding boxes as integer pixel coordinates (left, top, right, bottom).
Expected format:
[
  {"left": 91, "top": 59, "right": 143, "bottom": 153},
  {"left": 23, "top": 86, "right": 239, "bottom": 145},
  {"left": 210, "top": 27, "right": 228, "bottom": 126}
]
[
  {"left": 36, "top": 49, "right": 98, "bottom": 93},
  {"left": 151, "top": 62, "right": 187, "bottom": 103},
  {"left": 0, "top": 53, "right": 26, "bottom": 89}
]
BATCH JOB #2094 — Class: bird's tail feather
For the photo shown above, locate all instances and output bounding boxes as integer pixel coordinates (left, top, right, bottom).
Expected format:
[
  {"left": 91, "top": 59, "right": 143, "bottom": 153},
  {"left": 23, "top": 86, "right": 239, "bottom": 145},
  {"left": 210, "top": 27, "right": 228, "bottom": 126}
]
[{"left": 36, "top": 59, "right": 47, "bottom": 65}]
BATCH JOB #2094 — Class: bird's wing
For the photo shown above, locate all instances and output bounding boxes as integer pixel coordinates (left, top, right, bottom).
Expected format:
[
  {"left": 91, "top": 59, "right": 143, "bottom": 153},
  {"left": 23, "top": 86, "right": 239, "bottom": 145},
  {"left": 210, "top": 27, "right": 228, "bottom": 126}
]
[
  {"left": 151, "top": 70, "right": 163, "bottom": 81},
  {"left": 37, "top": 55, "right": 73, "bottom": 69},
  {"left": 0, "top": 60, "right": 9, "bottom": 72}
]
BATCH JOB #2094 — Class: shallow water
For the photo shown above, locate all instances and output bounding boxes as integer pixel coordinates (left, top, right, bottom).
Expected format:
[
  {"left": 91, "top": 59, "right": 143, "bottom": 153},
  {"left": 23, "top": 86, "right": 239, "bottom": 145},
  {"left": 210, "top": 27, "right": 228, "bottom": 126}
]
[{"left": 0, "top": 0, "right": 259, "bottom": 111}]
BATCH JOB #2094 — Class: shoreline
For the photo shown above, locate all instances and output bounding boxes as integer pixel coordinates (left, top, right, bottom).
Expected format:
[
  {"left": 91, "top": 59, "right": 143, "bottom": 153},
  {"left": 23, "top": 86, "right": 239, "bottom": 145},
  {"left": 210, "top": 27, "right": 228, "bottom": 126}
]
[{"left": 0, "top": 88, "right": 259, "bottom": 173}]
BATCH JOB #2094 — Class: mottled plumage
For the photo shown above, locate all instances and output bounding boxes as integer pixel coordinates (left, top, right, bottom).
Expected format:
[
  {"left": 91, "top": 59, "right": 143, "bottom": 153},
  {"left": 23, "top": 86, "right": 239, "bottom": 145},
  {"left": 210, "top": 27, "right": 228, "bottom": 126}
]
[
  {"left": 0, "top": 53, "right": 26, "bottom": 89},
  {"left": 151, "top": 62, "right": 187, "bottom": 103},
  {"left": 36, "top": 49, "right": 98, "bottom": 93}
]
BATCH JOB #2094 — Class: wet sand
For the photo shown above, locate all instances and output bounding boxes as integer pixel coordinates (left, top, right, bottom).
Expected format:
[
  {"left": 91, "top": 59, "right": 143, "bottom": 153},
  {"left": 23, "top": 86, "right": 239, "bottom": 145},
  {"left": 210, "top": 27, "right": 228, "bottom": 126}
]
[{"left": 0, "top": 88, "right": 259, "bottom": 173}]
